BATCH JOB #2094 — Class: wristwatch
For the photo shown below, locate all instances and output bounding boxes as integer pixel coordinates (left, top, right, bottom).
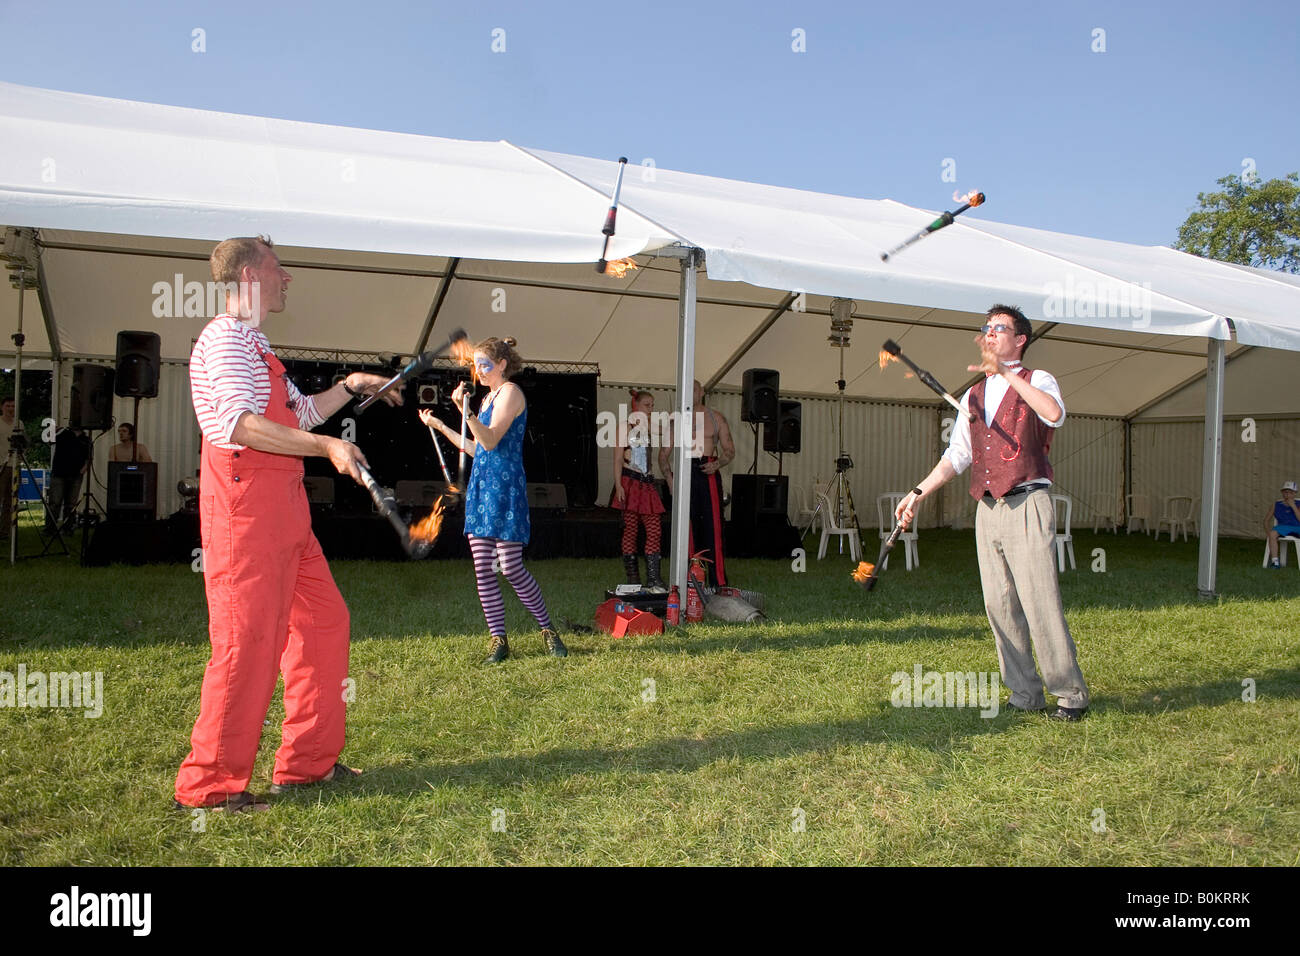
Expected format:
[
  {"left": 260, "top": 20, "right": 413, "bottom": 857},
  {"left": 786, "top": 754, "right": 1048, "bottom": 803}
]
[{"left": 342, "top": 379, "right": 365, "bottom": 399}]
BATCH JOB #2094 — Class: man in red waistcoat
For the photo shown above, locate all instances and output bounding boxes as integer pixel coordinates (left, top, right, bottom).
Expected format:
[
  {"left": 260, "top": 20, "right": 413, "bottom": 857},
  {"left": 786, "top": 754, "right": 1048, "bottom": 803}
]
[
  {"left": 895, "top": 305, "right": 1089, "bottom": 721},
  {"left": 174, "top": 236, "right": 401, "bottom": 813}
]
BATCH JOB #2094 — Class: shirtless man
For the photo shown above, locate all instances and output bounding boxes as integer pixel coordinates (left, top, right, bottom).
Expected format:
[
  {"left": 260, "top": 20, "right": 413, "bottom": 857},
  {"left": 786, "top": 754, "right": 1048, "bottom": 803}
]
[{"left": 659, "top": 379, "right": 736, "bottom": 586}]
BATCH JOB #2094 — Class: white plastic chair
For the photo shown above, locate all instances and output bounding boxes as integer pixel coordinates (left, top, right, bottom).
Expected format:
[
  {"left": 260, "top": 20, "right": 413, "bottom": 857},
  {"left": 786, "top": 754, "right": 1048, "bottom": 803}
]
[
  {"left": 1263, "top": 535, "right": 1300, "bottom": 567},
  {"left": 1156, "top": 495, "right": 1194, "bottom": 543},
  {"left": 815, "top": 490, "right": 861, "bottom": 561},
  {"left": 795, "top": 481, "right": 825, "bottom": 537},
  {"left": 1125, "top": 494, "right": 1152, "bottom": 535},
  {"left": 876, "top": 492, "right": 919, "bottom": 571},
  {"left": 1090, "top": 492, "right": 1118, "bottom": 533},
  {"left": 1051, "top": 494, "right": 1076, "bottom": 572}
]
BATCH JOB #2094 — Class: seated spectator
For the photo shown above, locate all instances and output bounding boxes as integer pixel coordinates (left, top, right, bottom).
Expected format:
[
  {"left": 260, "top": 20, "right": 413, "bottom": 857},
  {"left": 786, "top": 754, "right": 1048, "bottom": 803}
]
[
  {"left": 109, "top": 423, "right": 152, "bottom": 462},
  {"left": 1265, "top": 480, "right": 1300, "bottom": 569}
]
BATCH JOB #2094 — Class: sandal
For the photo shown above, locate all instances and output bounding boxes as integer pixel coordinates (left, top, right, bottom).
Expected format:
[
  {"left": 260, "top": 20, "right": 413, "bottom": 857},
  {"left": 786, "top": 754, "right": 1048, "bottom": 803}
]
[
  {"left": 269, "top": 761, "right": 361, "bottom": 794},
  {"left": 173, "top": 791, "right": 270, "bottom": 813}
]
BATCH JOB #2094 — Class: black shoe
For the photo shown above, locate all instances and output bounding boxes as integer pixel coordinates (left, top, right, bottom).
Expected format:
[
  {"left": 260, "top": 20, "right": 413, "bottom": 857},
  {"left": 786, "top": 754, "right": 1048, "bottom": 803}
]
[
  {"left": 484, "top": 635, "right": 509, "bottom": 664},
  {"left": 1049, "top": 706, "right": 1088, "bottom": 722},
  {"left": 269, "top": 761, "right": 361, "bottom": 794},
  {"left": 623, "top": 554, "right": 642, "bottom": 587},
  {"left": 542, "top": 627, "right": 567, "bottom": 657}
]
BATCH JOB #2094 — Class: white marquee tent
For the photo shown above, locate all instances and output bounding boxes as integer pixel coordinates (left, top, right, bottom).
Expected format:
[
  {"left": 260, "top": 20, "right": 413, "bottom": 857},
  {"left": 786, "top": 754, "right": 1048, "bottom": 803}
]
[{"left": 3, "top": 81, "right": 1298, "bottom": 594}]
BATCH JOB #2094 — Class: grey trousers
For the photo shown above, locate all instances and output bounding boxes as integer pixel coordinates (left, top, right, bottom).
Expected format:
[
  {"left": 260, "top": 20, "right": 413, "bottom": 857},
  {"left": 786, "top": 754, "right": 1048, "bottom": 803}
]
[{"left": 975, "top": 489, "right": 1089, "bottom": 710}]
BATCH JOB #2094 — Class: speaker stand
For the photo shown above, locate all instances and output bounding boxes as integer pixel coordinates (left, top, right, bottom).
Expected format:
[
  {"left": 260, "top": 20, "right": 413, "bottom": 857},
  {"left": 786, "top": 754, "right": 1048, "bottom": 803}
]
[
  {"left": 77, "top": 430, "right": 108, "bottom": 567},
  {"left": 8, "top": 441, "right": 72, "bottom": 560},
  {"left": 131, "top": 396, "right": 141, "bottom": 462}
]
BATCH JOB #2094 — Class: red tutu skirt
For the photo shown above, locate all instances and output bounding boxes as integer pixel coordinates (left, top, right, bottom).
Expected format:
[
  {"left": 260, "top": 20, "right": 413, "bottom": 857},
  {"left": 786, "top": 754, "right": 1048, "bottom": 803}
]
[{"left": 612, "top": 473, "right": 665, "bottom": 514}]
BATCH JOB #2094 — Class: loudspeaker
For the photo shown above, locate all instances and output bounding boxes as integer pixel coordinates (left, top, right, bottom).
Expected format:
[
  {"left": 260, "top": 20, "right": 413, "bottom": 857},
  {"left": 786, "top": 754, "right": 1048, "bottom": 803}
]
[
  {"left": 762, "top": 400, "right": 802, "bottom": 454},
  {"left": 741, "top": 368, "right": 779, "bottom": 424},
  {"left": 728, "top": 474, "right": 799, "bottom": 558},
  {"left": 70, "top": 364, "right": 115, "bottom": 430},
  {"left": 728, "top": 513, "right": 802, "bottom": 558},
  {"left": 114, "top": 331, "right": 161, "bottom": 398},
  {"left": 395, "top": 480, "right": 457, "bottom": 507},
  {"left": 730, "top": 474, "right": 789, "bottom": 519},
  {"left": 303, "top": 476, "right": 336, "bottom": 507},
  {"left": 107, "top": 461, "right": 158, "bottom": 521},
  {"left": 527, "top": 482, "right": 568, "bottom": 510}
]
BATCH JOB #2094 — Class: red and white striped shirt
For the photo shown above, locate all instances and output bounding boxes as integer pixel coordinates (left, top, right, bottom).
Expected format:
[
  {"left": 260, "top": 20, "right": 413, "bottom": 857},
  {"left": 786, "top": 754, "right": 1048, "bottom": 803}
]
[{"left": 190, "top": 314, "right": 324, "bottom": 449}]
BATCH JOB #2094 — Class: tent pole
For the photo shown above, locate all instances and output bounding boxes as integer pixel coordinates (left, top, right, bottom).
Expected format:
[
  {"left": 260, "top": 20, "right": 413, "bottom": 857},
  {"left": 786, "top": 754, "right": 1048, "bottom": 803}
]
[
  {"left": 412, "top": 257, "right": 460, "bottom": 354},
  {"left": 1122, "top": 418, "right": 1132, "bottom": 527},
  {"left": 1197, "top": 338, "right": 1226, "bottom": 599},
  {"left": 670, "top": 248, "right": 701, "bottom": 601}
]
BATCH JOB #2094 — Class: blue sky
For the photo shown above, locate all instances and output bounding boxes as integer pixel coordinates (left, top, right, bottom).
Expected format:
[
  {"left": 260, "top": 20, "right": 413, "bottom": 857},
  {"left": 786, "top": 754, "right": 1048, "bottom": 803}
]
[{"left": 2, "top": 0, "right": 1296, "bottom": 246}]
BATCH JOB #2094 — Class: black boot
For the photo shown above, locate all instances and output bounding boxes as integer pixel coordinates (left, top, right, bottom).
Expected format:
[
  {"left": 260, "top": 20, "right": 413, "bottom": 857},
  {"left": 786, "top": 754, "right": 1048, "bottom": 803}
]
[
  {"left": 541, "top": 626, "right": 568, "bottom": 658},
  {"left": 623, "top": 554, "right": 641, "bottom": 587},
  {"left": 645, "top": 553, "right": 667, "bottom": 592},
  {"left": 484, "top": 635, "right": 509, "bottom": 664}
]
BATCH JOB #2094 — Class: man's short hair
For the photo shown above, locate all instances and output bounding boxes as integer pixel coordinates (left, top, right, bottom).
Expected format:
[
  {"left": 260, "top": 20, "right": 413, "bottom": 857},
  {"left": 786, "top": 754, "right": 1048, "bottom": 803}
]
[
  {"left": 210, "top": 235, "right": 274, "bottom": 284},
  {"left": 986, "top": 304, "right": 1034, "bottom": 359}
]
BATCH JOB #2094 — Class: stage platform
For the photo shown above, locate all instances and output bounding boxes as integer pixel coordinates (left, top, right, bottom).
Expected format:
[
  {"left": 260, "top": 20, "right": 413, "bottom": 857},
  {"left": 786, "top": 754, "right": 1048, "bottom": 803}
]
[
  {"left": 81, "top": 502, "right": 802, "bottom": 566},
  {"left": 83, "top": 506, "right": 634, "bottom": 565}
]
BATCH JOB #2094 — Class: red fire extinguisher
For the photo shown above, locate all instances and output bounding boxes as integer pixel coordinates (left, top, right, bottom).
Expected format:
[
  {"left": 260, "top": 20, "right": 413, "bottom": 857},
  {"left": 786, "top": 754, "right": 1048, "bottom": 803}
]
[
  {"left": 666, "top": 586, "right": 680, "bottom": 626},
  {"left": 685, "top": 551, "right": 710, "bottom": 623}
]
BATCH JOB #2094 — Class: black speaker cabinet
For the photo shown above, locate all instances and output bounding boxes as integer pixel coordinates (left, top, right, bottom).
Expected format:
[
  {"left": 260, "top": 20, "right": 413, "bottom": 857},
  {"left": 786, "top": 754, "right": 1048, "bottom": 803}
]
[
  {"left": 741, "top": 368, "right": 779, "bottom": 424},
  {"left": 762, "top": 400, "right": 802, "bottom": 454},
  {"left": 731, "top": 474, "right": 789, "bottom": 518},
  {"left": 728, "top": 475, "right": 799, "bottom": 558},
  {"left": 304, "top": 476, "right": 336, "bottom": 508},
  {"left": 395, "top": 480, "right": 458, "bottom": 507},
  {"left": 70, "top": 364, "right": 115, "bottom": 431},
  {"left": 527, "top": 482, "right": 568, "bottom": 510},
  {"left": 107, "top": 461, "right": 158, "bottom": 521},
  {"left": 114, "top": 331, "right": 162, "bottom": 398}
]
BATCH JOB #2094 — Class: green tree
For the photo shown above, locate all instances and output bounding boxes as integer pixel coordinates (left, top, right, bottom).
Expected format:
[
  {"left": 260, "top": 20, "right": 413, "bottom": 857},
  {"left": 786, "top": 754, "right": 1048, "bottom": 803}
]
[{"left": 1175, "top": 171, "right": 1300, "bottom": 273}]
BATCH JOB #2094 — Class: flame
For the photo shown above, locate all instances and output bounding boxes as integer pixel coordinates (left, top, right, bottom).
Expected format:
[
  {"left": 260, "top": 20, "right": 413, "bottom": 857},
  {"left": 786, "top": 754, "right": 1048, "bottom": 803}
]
[
  {"left": 952, "top": 189, "right": 985, "bottom": 207},
  {"left": 904, "top": 371, "right": 914, "bottom": 379},
  {"left": 409, "top": 495, "right": 448, "bottom": 545},
  {"left": 878, "top": 349, "right": 899, "bottom": 371},
  {"left": 604, "top": 257, "right": 638, "bottom": 278},
  {"left": 851, "top": 561, "right": 876, "bottom": 584},
  {"left": 449, "top": 335, "right": 477, "bottom": 384}
]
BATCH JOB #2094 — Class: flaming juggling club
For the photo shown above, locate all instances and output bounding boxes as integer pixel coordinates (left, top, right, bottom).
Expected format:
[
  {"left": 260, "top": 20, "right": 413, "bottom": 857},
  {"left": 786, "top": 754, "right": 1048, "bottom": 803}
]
[
  {"left": 355, "top": 462, "right": 442, "bottom": 559},
  {"left": 428, "top": 425, "right": 453, "bottom": 483},
  {"left": 853, "top": 522, "right": 905, "bottom": 591},
  {"left": 426, "top": 424, "right": 464, "bottom": 504},
  {"left": 880, "top": 190, "right": 986, "bottom": 262},
  {"left": 596, "top": 157, "right": 629, "bottom": 274},
  {"left": 355, "top": 327, "right": 469, "bottom": 412},
  {"left": 881, "top": 339, "right": 975, "bottom": 422}
]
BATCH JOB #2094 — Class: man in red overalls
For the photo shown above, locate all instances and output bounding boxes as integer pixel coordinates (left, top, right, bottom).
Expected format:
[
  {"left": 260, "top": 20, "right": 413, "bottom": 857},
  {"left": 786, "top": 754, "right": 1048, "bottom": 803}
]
[{"left": 175, "top": 236, "right": 401, "bottom": 813}]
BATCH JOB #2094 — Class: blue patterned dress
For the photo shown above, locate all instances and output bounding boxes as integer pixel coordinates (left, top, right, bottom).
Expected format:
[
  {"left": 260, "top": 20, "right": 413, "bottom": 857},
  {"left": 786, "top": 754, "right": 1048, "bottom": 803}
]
[{"left": 464, "top": 391, "right": 531, "bottom": 544}]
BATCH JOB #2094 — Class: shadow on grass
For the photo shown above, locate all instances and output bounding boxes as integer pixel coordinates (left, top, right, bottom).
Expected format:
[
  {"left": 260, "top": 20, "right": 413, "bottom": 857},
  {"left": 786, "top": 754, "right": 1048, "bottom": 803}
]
[
  {"left": 272, "top": 666, "right": 1300, "bottom": 802},
  {"left": 641, "top": 621, "right": 983, "bottom": 656}
]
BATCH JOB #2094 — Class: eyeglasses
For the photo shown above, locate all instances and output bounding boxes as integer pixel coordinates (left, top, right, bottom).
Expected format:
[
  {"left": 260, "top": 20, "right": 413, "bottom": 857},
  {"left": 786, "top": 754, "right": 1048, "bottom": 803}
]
[{"left": 980, "top": 323, "right": 1015, "bottom": 335}]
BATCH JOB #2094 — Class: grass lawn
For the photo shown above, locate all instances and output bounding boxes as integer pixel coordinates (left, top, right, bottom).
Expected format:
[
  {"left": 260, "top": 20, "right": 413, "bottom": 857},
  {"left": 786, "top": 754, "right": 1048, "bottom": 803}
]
[{"left": 1, "top": 522, "right": 1297, "bottom": 866}]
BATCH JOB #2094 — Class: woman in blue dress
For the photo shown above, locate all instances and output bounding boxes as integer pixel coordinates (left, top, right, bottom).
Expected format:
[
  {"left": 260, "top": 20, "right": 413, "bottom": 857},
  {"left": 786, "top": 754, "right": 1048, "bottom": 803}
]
[{"left": 424, "top": 337, "right": 565, "bottom": 663}]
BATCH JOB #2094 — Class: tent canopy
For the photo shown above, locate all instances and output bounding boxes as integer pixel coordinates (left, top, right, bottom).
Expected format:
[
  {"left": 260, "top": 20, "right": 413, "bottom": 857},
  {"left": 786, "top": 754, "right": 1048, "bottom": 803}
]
[{"left": 3, "top": 79, "right": 1298, "bottom": 422}]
